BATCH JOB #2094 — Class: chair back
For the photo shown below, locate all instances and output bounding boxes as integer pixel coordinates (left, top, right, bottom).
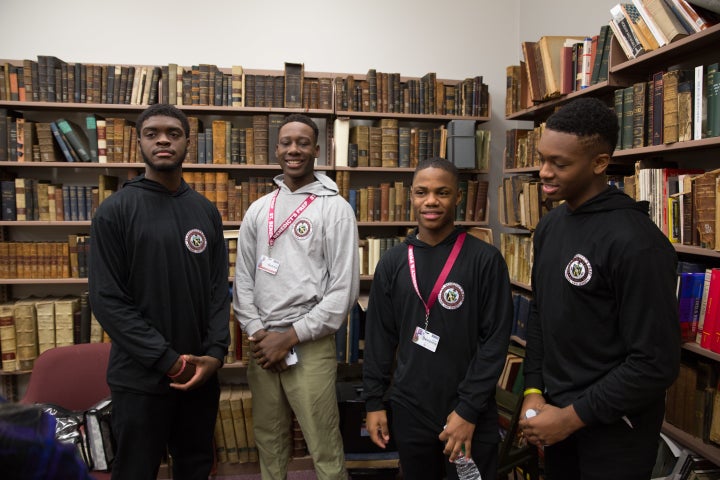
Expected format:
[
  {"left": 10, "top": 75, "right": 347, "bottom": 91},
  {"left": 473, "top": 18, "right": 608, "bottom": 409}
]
[{"left": 21, "top": 343, "right": 111, "bottom": 411}]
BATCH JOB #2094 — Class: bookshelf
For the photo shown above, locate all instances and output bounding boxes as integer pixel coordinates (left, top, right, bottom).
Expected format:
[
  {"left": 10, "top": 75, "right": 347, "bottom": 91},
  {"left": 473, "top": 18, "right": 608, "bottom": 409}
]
[
  {"left": 504, "top": 18, "right": 720, "bottom": 471},
  {"left": 0, "top": 57, "right": 492, "bottom": 474}
]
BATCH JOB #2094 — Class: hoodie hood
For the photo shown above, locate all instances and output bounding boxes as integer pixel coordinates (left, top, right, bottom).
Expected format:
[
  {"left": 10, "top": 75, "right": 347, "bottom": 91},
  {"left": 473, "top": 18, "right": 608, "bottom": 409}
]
[
  {"left": 569, "top": 186, "right": 649, "bottom": 216},
  {"left": 273, "top": 172, "right": 339, "bottom": 197},
  {"left": 405, "top": 226, "right": 464, "bottom": 248},
  {"left": 122, "top": 174, "right": 191, "bottom": 197}
]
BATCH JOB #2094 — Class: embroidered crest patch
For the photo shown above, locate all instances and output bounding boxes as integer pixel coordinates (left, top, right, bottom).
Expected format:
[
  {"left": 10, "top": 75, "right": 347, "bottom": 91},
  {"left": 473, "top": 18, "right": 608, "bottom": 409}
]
[
  {"left": 185, "top": 229, "right": 207, "bottom": 254},
  {"left": 293, "top": 219, "right": 312, "bottom": 240},
  {"left": 438, "top": 282, "right": 465, "bottom": 310},
  {"left": 565, "top": 253, "right": 592, "bottom": 286}
]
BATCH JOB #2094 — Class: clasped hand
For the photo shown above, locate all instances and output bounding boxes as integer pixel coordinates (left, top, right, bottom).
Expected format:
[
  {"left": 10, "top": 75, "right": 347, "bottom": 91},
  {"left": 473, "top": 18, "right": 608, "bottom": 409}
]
[
  {"left": 169, "top": 354, "right": 221, "bottom": 391},
  {"left": 518, "top": 396, "right": 584, "bottom": 447},
  {"left": 249, "top": 329, "right": 297, "bottom": 373}
]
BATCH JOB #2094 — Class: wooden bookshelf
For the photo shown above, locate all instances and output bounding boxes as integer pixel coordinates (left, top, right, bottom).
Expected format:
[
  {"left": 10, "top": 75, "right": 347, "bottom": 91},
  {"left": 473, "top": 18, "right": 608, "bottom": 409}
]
[{"left": 0, "top": 60, "right": 493, "bottom": 477}]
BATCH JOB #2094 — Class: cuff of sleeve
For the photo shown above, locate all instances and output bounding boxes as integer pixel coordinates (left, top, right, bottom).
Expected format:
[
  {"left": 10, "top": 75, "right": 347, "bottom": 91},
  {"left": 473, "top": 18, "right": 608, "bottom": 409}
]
[
  {"left": 573, "top": 397, "right": 599, "bottom": 426},
  {"left": 292, "top": 321, "right": 311, "bottom": 343},
  {"left": 365, "top": 398, "right": 386, "bottom": 412},
  {"left": 523, "top": 373, "right": 544, "bottom": 393},
  {"left": 455, "top": 401, "right": 480, "bottom": 425},
  {"left": 206, "top": 346, "right": 227, "bottom": 367},
  {"left": 158, "top": 350, "right": 179, "bottom": 376},
  {"left": 245, "top": 319, "right": 265, "bottom": 338}
]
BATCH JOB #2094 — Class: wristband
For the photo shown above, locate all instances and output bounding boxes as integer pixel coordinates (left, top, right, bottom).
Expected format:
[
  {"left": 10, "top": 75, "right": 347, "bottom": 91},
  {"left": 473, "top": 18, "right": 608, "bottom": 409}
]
[
  {"left": 168, "top": 357, "right": 187, "bottom": 379},
  {"left": 523, "top": 388, "right": 543, "bottom": 397}
]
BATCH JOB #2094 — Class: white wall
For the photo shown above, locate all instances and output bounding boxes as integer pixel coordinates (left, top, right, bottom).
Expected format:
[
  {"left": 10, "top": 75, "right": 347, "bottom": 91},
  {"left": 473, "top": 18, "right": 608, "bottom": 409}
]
[{"left": 0, "top": 0, "right": 619, "bottom": 241}]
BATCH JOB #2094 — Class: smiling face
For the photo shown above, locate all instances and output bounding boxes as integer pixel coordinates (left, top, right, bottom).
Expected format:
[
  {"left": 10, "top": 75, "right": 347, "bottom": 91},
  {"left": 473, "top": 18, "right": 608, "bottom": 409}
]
[
  {"left": 411, "top": 166, "right": 461, "bottom": 244},
  {"left": 537, "top": 128, "right": 610, "bottom": 211},
  {"left": 138, "top": 114, "right": 188, "bottom": 173},
  {"left": 276, "top": 121, "right": 319, "bottom": 192}
]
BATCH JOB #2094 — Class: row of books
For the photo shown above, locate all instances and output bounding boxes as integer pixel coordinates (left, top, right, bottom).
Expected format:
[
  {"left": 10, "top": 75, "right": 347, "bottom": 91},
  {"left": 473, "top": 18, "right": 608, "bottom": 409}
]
[
  {"left": 1, "top": 177, "right": 118, "bottom": 221},
  {"left": 506, "top": 29, "right": 613, "bottom": 114},
  {"left": 609, "top": 0, "right": 717, "bottom": 61},
  {"left": 333, "top": 72, "right": 489, "bottom": 118},
  {"left": 336, "top": 174, "right": 488, "bottom": 224},
  {"left": 511, "top": 292, "right": 531, "bottom": 343},
  {"left": 184, "top": 173, "right": 276, "bottom": 223},
  {"left": 0, "top": 294, "right": 105, "bottom": 372},
  {"left": 504, "top": 127, "right": 543, "bottom": 170},
  {"left": 335, "top": 302, "right": 364, "bottom": 365},
  {"left": 498, "top": 175, "right": 556, "bottom": 231},
  {"left": 213, "top": 385, "right": 261, "bottom": 465},
  {"left": 0, "top": 57, "right": 490, "bottom": 118},
  {"left": 500, "top": 233, "right": 533, "bottom": 287},
  {"left": 665, "top": 355, "right": 720, "bottom": 447},
  {"left": 334, "top": 118, "right": 491, "bottom": 171},
  {"left": 677, "top": 263, "right": 720, "bottom": 355},
  {"left": 614, "top": 63, "right": 720, "bottom": 152},
  {"left": 0, "top": 235, "right": 88, "bottom": 279},
  {"left": 0, "top": 110, "right": 334, "bottom": 166},
  {"left": 624, "top": 166, "right": 720, "bottom": 250},
  {"left": 0, "top": 59, "right": 327, "bottom": 110},
  {"left": 0, "top": 111, "right": 141, "bottom": 164},
  {"left": 214, "top": 384, "right": 310, "bottom": 465}
]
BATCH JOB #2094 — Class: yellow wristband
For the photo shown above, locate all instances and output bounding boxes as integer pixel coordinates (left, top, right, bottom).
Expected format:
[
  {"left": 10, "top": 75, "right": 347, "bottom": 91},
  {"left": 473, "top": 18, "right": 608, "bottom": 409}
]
[{"left": 523, "top": 388, "right": 543, "bottom": 397}]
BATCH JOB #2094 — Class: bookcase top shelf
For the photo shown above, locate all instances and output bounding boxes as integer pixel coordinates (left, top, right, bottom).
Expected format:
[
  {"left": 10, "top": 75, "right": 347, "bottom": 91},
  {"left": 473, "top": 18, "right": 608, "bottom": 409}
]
[
  {"left": 505, "top": 81, "right": 618, "bottom": 122},
  {"left": 610, "top": 23, "right": 720, "bottom": 75}
]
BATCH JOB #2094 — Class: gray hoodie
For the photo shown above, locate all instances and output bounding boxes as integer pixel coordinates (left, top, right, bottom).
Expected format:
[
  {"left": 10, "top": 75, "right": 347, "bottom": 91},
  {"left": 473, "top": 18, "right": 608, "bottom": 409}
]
[{"left": 233, "top": 172, "right": 359, "bottom": 343}]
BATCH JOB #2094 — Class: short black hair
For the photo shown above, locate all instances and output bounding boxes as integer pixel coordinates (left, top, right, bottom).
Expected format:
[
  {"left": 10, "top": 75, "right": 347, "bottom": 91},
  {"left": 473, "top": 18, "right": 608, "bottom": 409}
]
[
  {"left": 545, "top": 97, "right": 618, "bottom": 155},
  {"left": 136, "top": 104, "right": 190, "bottom": 138},
  {"left": 413, "top": 157, "right": 459, "bottom": 186},
  {"left": 279, "top": 114, "right": 319, "bottom": 143}
]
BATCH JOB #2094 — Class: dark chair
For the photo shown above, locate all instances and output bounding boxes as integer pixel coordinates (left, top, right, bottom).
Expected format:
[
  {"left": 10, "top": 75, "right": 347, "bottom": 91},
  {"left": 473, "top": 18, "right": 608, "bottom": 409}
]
[
  {"left": 496, "top": 386, "right": 540, "bottom": 480},
  {"left": 21, "top": 342, "right": 112, "bottom": 480}
]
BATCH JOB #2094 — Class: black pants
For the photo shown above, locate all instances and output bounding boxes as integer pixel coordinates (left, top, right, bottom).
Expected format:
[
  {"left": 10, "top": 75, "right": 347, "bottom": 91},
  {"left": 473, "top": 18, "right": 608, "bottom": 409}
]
[
  {"left": 544, "top": 398, "right": 665, "bottom": 480},
  {"left": 391, "top": 401, "right": 498, "bottom": 480},
  {"left": 110, "top": 377, "right": 220, "bottom": 480}
]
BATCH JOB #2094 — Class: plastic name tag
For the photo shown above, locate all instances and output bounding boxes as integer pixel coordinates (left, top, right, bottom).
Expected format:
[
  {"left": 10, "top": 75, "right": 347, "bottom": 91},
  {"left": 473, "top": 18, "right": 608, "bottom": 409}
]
[
  {"left": 412, "top": 326, "right": 439, "bottom": 352},
  {"left": 257, "top": 255, "right": 280, "bottom": 275}
]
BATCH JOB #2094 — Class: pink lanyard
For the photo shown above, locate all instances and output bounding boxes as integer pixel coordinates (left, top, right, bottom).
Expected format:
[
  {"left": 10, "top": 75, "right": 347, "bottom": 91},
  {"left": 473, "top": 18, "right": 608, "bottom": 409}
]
[
  {"left": 407, "top": 232, "right": 466, "bottom": 330},
  {"left": 267, "top": 189, "right": 317, "bottom": 248}
]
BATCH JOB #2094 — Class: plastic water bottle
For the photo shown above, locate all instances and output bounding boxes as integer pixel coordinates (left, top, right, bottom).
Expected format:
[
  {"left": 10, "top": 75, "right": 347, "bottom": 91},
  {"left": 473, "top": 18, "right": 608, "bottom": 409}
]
[{"left": 454, "top": 448, "right": 482, "bottom": 480}]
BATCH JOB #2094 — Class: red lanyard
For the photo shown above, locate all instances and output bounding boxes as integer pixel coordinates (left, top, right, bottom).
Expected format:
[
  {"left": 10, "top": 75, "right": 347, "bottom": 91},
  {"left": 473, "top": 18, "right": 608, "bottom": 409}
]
[
  {"left": 407, "top": 232, "right": 466, "bottom": 330},
  {"left": 267, "top": 189, "right": 317, "bottom": 248}
]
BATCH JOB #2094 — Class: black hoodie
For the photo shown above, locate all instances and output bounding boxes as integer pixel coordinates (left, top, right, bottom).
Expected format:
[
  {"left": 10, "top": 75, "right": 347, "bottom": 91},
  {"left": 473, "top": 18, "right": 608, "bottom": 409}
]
[
  {"left": 89, "top": 175, "right": 230, "bottom": 394},
  {"left": 524, "top": 186, "right": 680, "bottom": 426},
  {"left": 362, "top": 228, "right": 513, "bottom": 440}
]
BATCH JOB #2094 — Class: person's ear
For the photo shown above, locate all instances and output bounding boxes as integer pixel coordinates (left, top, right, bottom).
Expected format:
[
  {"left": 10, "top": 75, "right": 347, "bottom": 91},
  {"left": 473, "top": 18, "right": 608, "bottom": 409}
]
[{"left": 592, "top": 153, "right": 610, "bottom": 175}]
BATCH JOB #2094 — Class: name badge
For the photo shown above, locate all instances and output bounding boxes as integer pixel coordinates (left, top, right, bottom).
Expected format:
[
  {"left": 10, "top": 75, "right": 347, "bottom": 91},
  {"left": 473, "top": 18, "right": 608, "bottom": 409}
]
[
  {"left": 257, "top": 255, "right": 280, "bottom": 275},
  {"left": 412, "top": 326, "right": 439, "bottom": 352}
]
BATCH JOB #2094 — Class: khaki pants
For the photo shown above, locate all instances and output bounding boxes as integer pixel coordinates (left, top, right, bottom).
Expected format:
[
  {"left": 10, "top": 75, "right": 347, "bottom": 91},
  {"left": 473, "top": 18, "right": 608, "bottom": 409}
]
[{"left": 247, "top": 334, "right": 347, "bottom": 480}]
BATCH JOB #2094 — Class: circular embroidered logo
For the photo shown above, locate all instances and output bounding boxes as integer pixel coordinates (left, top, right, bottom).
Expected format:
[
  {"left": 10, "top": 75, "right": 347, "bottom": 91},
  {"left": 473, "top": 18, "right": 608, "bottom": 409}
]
[
  {"left": 565, "top": 254, "right": 592, "bottom": 286},
  {"left": 185, "top": 229, "right": 207, "bottom": 254},
  {"left": 438, "top": 282, "right": 465, "bottom": 310},
  {"left": 293, "top": 219, "right": 312, "bottom": 240}
]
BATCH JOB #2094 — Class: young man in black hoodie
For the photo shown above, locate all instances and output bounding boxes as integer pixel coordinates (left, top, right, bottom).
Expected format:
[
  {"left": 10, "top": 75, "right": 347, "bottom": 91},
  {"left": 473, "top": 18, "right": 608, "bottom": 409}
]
[
  {"left": 362, "top": 157, "right": 513, "bottom": 479},
  {"left": 89, "top": 104, "right": 230, "bottom": 480},
  {"left": 519, "top": 98, "right": 680, "bottom": 480}
]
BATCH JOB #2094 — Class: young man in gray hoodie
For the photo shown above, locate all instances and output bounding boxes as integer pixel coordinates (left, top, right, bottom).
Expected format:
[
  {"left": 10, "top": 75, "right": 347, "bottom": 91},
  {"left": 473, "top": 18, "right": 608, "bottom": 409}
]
[{"left": 233, "top": 114, "right": 359, "bottom": 480}]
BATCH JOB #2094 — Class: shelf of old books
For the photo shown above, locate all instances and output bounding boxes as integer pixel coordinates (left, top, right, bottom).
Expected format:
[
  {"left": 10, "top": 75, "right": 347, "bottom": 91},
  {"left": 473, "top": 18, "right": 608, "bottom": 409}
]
[{"left": 609, "top": 23, "right": 720, "bottom": 77}]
